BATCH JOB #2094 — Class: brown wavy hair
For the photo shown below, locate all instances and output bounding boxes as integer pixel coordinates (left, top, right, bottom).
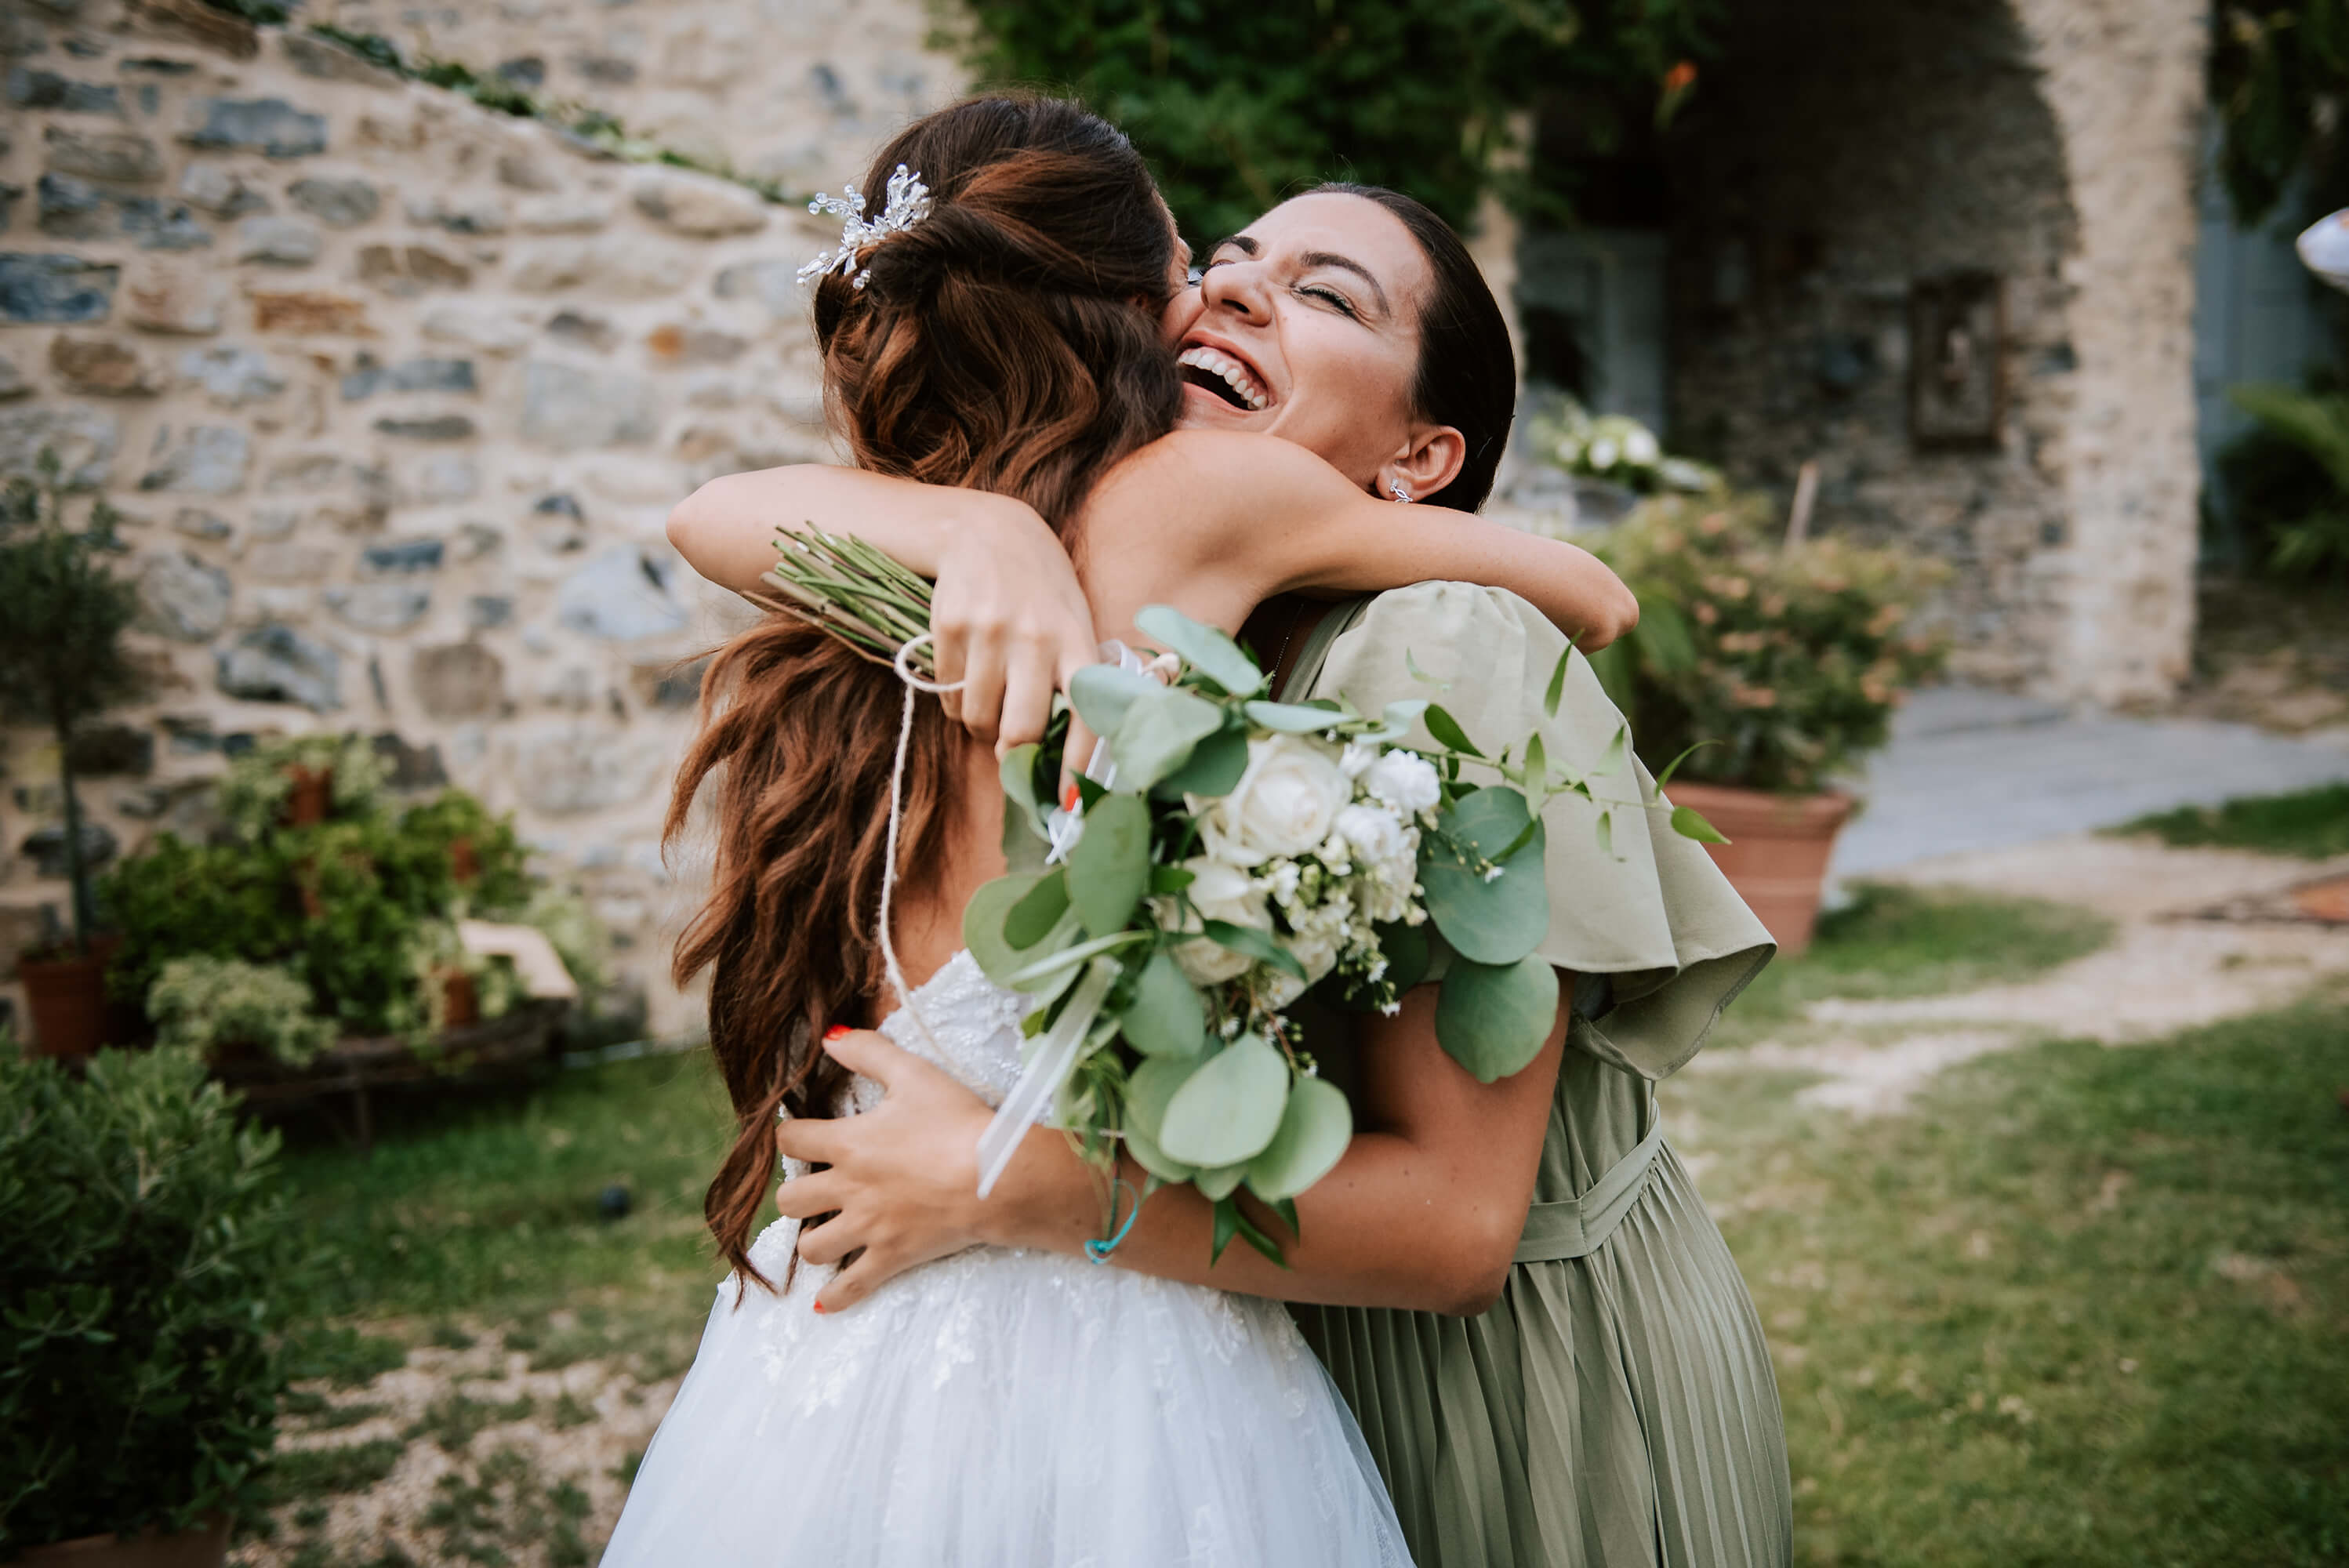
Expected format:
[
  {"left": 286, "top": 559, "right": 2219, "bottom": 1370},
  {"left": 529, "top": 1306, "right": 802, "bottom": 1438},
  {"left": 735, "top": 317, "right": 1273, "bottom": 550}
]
[{"left": 667, "top": 96, "right": 1184, "bottom": 1290}]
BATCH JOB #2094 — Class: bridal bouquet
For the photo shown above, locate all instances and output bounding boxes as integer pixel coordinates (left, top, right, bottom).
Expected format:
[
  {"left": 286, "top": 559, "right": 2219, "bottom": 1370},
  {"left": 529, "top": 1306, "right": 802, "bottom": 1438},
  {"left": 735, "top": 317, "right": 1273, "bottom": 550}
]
[{"left": 768, "top": 530, "right": 1724, "bottom": 1264}]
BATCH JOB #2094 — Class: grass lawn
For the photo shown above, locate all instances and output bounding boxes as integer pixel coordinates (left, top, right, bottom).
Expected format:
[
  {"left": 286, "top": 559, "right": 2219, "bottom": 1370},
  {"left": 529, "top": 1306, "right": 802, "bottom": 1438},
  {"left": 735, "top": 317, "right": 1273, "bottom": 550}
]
[
  {"left": 281, "top": 1049, "right": 736, "bottom": 1365},
  {"left": 1679, "top": 993, "right": 2349, "bottom": 1566},
  {"left": 256, "top": 880, "right": 2349, "bottom": 1565},
  {"left": 2109, "top": 782, "right": 2349, "bottom": 861}
]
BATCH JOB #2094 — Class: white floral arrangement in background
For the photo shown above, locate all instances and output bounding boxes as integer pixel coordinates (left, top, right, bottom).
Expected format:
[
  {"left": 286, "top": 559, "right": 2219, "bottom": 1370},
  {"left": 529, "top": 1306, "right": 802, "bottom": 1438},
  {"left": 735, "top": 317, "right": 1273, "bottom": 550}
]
[{"left": 1534, "top": 401, "right": 1716, "bottom": 496}]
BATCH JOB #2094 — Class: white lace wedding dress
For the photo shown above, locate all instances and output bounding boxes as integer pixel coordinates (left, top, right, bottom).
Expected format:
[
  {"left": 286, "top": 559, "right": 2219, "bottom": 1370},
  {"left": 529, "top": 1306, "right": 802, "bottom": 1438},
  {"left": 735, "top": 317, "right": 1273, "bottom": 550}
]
[{"left": 600, "top": 950, "right": 1412, "bottom": 1566}]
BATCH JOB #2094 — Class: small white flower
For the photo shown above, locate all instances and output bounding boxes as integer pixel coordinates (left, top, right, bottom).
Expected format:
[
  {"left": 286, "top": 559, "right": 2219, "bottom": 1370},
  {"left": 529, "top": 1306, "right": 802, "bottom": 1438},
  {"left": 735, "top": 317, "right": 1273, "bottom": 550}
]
[
  {"left": 1588, "top": 436, "right": 1620, "bottom": 470},
  {"left": 1339, "top": 741, "right": 1380, "bottom": 779},
  {"left": 1624, "top": 427, "right": 1661, "bottom": 466},
  {"left": 1208, "top": 735, "right": 1352, "bottom": 863},
  {"left": 1363, "top": 750, "right": 1441, "bottom": 814},
  {"left": 1334, "top": 802, "right": 1409, "bottom": 868}
]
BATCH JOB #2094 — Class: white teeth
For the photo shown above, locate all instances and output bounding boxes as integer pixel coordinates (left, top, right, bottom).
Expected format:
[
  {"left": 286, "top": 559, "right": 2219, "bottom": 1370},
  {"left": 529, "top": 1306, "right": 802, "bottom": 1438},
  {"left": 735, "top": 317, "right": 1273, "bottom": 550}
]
[{"left": 1177, "top": 345, "right": 1268, "bottom": 411}]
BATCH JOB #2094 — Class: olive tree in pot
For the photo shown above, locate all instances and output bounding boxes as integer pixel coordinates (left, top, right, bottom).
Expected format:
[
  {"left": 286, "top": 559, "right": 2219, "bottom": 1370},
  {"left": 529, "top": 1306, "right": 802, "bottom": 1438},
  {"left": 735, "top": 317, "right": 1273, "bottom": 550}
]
[
  {"left": 1, "top": 453, "right": 143, "bottom": 1056},
  {"left": 1592, "top": 492, "right": 1949, "bottom": 956},
  {"left": 0, "top": 1046, "right": 304, "bottom": 1565}
]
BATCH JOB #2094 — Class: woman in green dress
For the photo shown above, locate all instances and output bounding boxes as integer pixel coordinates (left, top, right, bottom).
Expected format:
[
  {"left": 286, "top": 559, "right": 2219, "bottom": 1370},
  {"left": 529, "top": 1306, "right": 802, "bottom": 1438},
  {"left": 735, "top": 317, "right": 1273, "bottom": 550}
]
[{"left": 672, "top": 182, "right": 1791, "bottom": 1567}]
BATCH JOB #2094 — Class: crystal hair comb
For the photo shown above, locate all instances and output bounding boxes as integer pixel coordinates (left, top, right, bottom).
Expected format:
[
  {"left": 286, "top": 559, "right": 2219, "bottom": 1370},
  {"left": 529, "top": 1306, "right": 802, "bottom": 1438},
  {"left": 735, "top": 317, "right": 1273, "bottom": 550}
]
[{"left": 797, "top": 163, "right": 934, "bottom": 291}]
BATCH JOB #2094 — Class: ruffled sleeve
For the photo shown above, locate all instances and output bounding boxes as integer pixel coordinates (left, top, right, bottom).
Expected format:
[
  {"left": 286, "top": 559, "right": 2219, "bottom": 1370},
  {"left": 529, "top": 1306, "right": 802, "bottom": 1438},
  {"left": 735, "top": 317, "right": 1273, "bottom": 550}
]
[{"left": 1291, "top": 582, "right": 1775, "bottom": 1080}]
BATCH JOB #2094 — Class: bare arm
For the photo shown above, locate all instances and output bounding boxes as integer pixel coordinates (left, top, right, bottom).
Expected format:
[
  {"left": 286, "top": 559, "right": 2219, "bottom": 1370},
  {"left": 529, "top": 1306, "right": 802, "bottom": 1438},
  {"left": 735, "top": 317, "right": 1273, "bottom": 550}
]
[
  {"left": 1076, "top": 431, "right": 1638, "bottom": 652},
  {"left": 779, "top": 977, "right": 1567, "bottom": 1316},
  {"left": 666, "top": 466, "right": 1097, "bottom": 750}
]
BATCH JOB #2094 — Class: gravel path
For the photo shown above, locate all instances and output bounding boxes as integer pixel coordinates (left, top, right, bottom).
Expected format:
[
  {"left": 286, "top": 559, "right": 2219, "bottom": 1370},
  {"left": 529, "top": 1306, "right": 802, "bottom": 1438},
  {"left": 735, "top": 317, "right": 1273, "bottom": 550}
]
[{"left": 1688, "top": 834, "right": 2349, "bottom": 1115}]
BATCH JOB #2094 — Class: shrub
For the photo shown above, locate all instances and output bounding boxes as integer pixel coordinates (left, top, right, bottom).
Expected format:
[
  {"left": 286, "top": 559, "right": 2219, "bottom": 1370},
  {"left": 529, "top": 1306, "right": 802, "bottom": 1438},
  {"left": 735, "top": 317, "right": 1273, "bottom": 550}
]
[
  {"left": 0, "top": 1049, "right": 303, "bottom": 1552},
  {"left": 1592, "top": 492, "right": 1950, "bottom": 793},
  {"left": 216, "top": 733, "right": 390, "bottom": 843},
  {"left": 0, "top": 452, "right": 143, "bottom": 953},
  {"left": 148, "top": 956, "right": 336, "bottom": 1068},
  {"left": 2219, "top": 383, "right": 2349, "bottom": 580}
]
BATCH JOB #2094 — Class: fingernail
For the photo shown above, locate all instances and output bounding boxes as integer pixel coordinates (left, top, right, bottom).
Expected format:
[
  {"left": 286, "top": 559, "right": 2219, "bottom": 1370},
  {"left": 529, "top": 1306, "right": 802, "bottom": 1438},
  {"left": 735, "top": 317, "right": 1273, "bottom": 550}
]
[
  {"left": 1061, "top": 781, "right": 1080, "bottom": 811},
  {"left": 823, "top": 1024, "right": 850, "bottom": 1043},
  {"left": 811, "top": 1301, "right": 826, "bottom": 1315}
]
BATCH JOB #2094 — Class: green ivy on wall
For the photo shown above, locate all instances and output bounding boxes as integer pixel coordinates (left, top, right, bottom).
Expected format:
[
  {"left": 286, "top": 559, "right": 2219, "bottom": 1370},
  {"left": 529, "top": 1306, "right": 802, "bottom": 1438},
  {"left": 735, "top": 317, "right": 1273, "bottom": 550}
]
[{"left": 955, "top": 0, "right": 1723, "bottom": 243}]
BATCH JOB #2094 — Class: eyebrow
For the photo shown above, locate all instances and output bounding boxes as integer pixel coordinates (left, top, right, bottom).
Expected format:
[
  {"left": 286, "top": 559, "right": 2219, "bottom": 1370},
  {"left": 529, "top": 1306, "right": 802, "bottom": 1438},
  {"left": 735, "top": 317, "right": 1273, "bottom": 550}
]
[{"left": 1210, "top": 234, "right": 1389, "bottom": 316}]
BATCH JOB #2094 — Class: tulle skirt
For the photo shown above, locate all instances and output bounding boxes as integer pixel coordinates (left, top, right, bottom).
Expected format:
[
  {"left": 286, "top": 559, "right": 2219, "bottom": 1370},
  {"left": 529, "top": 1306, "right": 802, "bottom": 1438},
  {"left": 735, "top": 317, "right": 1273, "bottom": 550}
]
[{"left": 601, "top": 1219, "right": 1412, "bottom": 1566}]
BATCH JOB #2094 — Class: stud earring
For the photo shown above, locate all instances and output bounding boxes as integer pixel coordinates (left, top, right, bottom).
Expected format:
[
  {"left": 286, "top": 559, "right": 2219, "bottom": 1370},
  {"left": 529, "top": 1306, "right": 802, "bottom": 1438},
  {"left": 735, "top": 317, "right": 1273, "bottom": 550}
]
[{"left": 1390, "top": 478, "right": 1412, "bottom": 504}]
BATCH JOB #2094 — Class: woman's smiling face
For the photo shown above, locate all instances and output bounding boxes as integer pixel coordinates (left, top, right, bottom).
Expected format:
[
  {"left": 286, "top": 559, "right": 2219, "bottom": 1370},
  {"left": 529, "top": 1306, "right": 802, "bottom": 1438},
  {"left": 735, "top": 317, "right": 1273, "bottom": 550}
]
[{"left": 1156, "top": 192, "right": 1439, "bottom": 495}]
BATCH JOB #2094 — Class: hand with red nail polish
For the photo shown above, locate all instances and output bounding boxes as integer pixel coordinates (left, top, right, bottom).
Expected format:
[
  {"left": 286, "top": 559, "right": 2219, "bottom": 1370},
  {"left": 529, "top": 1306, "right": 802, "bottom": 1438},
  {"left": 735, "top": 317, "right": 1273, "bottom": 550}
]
[{"left": 823, "top": 1024, "right": 851, "bottom": 1043}]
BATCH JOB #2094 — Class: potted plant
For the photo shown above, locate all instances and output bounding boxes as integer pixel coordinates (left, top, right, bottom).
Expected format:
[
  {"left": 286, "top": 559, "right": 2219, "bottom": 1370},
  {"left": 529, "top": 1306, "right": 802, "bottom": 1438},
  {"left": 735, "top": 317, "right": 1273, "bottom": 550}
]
[
  {"left": 144, "top": 956, "right": 336, "bottom": 1069},
  {"left": 0, "top": 1045, "right": 304, "bottom": 1566},
  {"left": 214, "top": 733, "right": 388, "bottom": 840},
  {"left": 1592, "top": 491, "right": 1949, "bottom": 955},
  {"left": 1, "top": 452, "right": 145, "bottom": 1057}
]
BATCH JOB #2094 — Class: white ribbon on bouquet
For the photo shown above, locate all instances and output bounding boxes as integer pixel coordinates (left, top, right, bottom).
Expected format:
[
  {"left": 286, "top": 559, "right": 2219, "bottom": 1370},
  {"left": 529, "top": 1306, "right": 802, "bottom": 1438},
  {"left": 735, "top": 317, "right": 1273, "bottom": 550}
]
[{"left": 875, "top": 637, "right": 1149, "bottom": 1200}]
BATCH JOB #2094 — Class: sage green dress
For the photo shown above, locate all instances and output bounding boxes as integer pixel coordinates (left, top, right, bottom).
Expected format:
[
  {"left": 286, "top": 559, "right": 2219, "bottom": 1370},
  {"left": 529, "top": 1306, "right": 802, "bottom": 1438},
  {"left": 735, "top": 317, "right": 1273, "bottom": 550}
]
[{"left": 1281, "top": 583, "right": 1793, "bottom": 1568}]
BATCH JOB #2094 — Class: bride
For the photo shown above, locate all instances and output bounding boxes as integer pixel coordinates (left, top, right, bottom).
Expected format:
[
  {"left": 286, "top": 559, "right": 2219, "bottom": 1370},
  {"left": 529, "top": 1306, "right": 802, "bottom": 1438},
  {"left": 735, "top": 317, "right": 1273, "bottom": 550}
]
[{"left": 599, "top": 96, "right": 1646, "bottom": 1566}]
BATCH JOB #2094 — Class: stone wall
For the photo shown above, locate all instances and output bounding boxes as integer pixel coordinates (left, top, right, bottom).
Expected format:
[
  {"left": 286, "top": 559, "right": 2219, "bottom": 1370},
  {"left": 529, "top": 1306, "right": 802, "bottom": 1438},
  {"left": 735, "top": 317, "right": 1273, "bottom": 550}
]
[
  {"left": 0, "top": 0, "right": 962, "bottom": 1038},
  {"left": 1661, "top": 0, "right": 2206, "bottom": 702}
]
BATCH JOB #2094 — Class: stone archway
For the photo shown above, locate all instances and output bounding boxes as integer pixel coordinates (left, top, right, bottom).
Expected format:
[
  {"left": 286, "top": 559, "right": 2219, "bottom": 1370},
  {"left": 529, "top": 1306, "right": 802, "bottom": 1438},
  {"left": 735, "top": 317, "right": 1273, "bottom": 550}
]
[{"left": 1647, "top": 0, "right": 2207, "bottom": 703}]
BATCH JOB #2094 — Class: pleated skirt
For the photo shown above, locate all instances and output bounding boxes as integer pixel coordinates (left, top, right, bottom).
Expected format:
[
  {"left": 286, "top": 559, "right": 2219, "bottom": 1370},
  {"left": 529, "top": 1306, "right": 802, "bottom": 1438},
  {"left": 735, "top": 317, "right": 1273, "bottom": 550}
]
[{"left": 1294, "top": 1140, "right": 1793, "bottom": 1568}]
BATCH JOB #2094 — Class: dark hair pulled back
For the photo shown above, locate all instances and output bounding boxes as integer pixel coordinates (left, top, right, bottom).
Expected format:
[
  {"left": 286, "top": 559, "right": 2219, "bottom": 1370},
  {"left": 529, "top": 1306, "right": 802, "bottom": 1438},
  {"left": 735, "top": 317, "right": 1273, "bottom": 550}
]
[
  {"left": 670, "top": 96, "right": 1182, "bottom": 1290},
  {"left": 1309, "top": 183, "right": 1517, "bottom": 514}
]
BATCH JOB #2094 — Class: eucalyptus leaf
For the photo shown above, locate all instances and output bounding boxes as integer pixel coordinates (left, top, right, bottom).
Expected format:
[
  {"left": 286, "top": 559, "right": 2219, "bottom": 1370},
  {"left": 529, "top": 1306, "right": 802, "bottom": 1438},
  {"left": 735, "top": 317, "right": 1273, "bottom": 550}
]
[
  {"left": 1114, "top": 686, "right": 1226, "bottom": 788},
  {"left": 999, "top": 742, "right": 1050, "bottom": 843},
  {"left": 1244, "top": 1076, "right": 1353, "bottom": 1200},
  {"left": 1135, "top": 604, "right": 1266, "bottom": 697},
  {"left": 1435, "top": 953, "right": 1560, "bottom": 1083},
  {"left": 1149, "top": 862, "right": 1198, "bottom": 895},
  {"left": 1119, "top": 949, "right": 1208, "bottom": 1058},
  {"left": 1195, "top": 1162, "right": 1249, "bottom": 1201},
  {"left": 1200, "top": 919, "right": 1308, "bottom": 981},
  {"left": 1124, "top": 1053, "right": 1198, "bottom": 1138},
  {"left": 1242, "top": 699, "right": 1341, "bottom": 733},
  {"left": 1150, "top": 724, "right": 1248, "bottom": 800},
  {"left": 1423, "top": 703, "right": 1483, "bottom": 758},
  {"left": 1420, "top": 786, "right": 1548, "bottom": 964},
  {"left": 1124, "top": 1123, "right": 1197, "bottom": 1184},
  {"left": 1670, "top": 803, "right": 1731, "bottom": 844},
  {"left": 1067, "top": 792, "right": 1150, "bottom": 935},
  {"left": 962, "top": 872, "right": 1051, "bottom": 987},
  {"left": 1003, "top": 868, "right": 1069, "bottom": 949},
  {"left": 1068, "top": 662, "right": 1165, "bottom": 739},
  {"left": 1158, "top": 1032, "right": 1287, "bottom": 1166}
]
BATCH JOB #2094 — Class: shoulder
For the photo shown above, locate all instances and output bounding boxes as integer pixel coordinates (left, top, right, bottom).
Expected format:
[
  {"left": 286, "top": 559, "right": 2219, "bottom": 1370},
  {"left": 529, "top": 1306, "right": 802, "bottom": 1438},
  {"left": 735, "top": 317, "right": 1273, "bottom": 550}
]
[
  {"left": 1345, "top": 582, "right": 1561, "bottom": 660},
  {"left": 1316, "top": 582, "right": 1602, "bottom": 739},
  {"left": 1092, "top": 430, "right": 1355, "bottom": 509}
]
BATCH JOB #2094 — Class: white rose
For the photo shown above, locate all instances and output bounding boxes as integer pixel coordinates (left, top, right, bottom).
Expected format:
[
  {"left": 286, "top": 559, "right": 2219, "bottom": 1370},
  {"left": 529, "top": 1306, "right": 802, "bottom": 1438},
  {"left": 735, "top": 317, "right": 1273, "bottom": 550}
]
[
  {"left": 1157, "top": 858, "right": 1266, "bottom": 985},
  {"left": 1363, "top": 750, "right": 1441, "bottom": 814},
  {"left": 1210, "top": 735, "right": 1350, "bottom": 863}
]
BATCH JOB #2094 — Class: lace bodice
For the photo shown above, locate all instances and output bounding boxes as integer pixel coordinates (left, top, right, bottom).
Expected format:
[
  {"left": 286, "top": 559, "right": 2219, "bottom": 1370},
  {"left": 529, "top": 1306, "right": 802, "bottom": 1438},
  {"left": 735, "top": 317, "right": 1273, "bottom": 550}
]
[{"left": 837, "top": 949, "right": 1036, "bottom": 1116}]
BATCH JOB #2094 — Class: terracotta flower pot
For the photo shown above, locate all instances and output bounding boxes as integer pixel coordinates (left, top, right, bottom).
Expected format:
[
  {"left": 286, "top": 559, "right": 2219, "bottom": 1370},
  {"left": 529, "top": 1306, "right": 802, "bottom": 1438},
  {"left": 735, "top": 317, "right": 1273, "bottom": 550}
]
[
  {"left": 448, "top": 834, "right": 479, "bottom": 886},
  {"left": 16, "top": 938, "right": 120, "bottom": 1058},
  {"left": 441, "top": 968, "right": 479, "bottom": 1029},
  {"left": 283, "top": 764, "right": 333, "bottom": 828},
  {"left": 1666, "top": 782, "right": 1856, "bottom": 959},
  {"left": 21, "top": 1515, "right": 230, "bottom": 1568}
]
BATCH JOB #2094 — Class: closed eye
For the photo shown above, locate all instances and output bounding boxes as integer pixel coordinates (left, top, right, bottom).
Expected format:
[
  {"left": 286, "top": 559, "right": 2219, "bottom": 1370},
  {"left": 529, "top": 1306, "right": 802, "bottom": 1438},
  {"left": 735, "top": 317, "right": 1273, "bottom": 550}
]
[{"left": 1298, "top": 284, "right": 1359, "bottom": 318}]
